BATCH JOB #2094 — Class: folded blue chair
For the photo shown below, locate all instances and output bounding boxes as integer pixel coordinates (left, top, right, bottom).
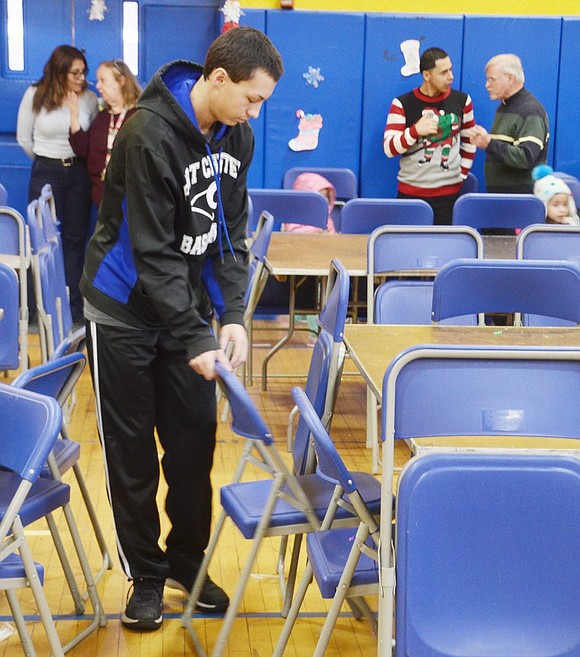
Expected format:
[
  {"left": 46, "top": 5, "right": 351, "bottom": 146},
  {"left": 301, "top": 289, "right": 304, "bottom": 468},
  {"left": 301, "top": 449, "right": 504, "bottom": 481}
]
[
  {"left": 181, "top": 361, "right": 381, "bottom": 657},
  {"left": 273, "top": 386, "right": 381, "bottom": 657},
  {"left": 341, "top": 197, "right": 433, "bottom": 234},
  {"left": 394, "top": 451, "right": 580, "bottom": 657},
  {"left": 452, "top": 192, "right": 545, "bottom": 230}
]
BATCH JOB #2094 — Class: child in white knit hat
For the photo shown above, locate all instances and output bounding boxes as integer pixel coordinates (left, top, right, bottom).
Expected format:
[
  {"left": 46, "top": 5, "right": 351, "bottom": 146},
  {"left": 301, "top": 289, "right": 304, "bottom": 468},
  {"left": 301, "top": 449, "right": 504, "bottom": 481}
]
[{"left": 532, "top": 165, "right": 579, "bottom": 225}]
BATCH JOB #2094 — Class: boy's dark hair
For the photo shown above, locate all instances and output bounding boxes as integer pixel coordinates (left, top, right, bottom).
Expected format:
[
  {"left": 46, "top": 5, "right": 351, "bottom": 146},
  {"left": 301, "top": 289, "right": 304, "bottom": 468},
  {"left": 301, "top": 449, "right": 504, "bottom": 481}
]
[
  {"left": 420, "top": 47, "right": 449, "bottom": 73},
  {"left": 203, "top": 26, "right": 284, "bottom": 83}
]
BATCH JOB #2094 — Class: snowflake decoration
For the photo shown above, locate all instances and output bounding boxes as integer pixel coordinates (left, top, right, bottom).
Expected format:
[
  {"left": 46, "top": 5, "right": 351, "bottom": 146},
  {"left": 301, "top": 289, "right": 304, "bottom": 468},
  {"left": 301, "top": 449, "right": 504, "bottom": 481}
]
[
  {"left": 88, "top": 0, "right": 108, "bottom": 21},
  {"left": 303, "top": 66, "right": 325, "bottom": 89}
]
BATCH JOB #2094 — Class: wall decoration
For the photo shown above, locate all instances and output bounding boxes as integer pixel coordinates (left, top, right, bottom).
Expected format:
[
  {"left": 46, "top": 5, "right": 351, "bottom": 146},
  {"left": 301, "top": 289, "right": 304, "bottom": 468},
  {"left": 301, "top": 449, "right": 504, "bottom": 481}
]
[
  {"left": 303, "top": 66, "right": 325, "bottom": 88},
  {"left": 400, "top": 39, "right": 421, "bottom": 76},
  {"left": 220, "top": 0, "right": 244, "bottom": 32},
  {"left": 288, "top": 109, "right": 323, "bottom": 152},
  {"left": 88, "top": 0, "right": 108, "bottom": 21}
]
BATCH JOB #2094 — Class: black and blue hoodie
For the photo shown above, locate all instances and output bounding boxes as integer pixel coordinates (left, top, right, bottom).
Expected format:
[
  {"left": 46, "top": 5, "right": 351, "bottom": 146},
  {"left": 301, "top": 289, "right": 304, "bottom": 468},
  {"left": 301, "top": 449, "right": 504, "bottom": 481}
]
[{"left": 81, "top": 60, "right": 251, "bottom": 360}]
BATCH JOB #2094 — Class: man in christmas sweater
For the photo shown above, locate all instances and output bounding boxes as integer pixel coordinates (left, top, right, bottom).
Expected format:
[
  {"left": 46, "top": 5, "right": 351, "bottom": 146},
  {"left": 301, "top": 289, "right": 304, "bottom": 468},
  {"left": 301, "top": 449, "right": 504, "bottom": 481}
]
[
  {"left": 383, "top": 47, "right": 476, "bottom": 225},
  {"left": 467, "top": 53, "right": 549, "bottom": 194}
]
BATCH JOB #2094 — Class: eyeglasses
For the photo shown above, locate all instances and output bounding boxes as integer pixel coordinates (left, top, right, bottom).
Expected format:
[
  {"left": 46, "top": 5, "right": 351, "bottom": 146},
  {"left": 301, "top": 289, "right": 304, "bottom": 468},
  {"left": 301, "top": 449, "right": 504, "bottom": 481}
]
[
  {"left": 69, "top": 69, "right": 86, "bottom": 79},
  {"left": 485, "top": 73, "right": 508, "bottom": 84}
]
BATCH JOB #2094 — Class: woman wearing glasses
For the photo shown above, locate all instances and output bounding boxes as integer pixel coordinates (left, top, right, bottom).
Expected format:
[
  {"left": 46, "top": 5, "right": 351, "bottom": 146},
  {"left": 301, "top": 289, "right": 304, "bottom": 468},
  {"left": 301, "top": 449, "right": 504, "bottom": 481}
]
[
  {"left": 17, "top": 44, "right": 98, "bottom": 323},
  {"left": 68, "top": 59, "right": 141, "bottom": 206}
]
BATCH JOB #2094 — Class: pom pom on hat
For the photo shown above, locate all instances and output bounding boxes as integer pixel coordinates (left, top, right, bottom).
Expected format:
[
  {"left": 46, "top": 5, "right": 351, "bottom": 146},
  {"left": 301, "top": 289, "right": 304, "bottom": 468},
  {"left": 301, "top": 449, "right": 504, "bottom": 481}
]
[{"left": 532, "top": 164, "right": 554, "bottom": 181}]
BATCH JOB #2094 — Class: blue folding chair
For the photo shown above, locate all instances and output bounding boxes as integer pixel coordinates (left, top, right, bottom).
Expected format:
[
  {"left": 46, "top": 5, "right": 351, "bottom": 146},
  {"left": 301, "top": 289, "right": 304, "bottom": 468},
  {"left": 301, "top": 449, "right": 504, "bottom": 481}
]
[
  {"left": 12, "top": 353, "right": 112, "bottom": 594},
  {"left": 452, "top": 192, "right": 545, "bottom": 230},
  {"left": 243, "top": 210, "right": 274, "bottom": 386},
  {"left": 366, "top": 225, "right": 483, "bottom": 324},
  {"left": 181, "top": 361, "right": 381, "bottom": 657},
  {"left": 0, "top": 384, "right": 66, "bottom": 657},
  {"left": 341, "top": 198, "right": 433, "bottom": 234},
  {"left": 273, "top": 386, "right": 380, "bottom": 657},
  {"left": 248, "top": 188, "right": 329, "bottom": 233},
  {"left": 282, "top": 167, "right": 358, "bottom": 232},
  {"left": 394, "top": 451, "right": 580, "bottom": 657},
  {"left": 458, "top": 170, "right": 478, "bottom": 195},
  {"left": 0, "top": 182, "right": 8, "bottom": 206},
  {"left": 248, "top": 190, "right": 327, "bottom": 356},
  {"left": 0, "top": 206, "right": 30, "bottom": 372},
  {"left": 36, "top": 242, "right": 73, "bottom": 359},
  {"left": 516, "top": 224, "right": 580, "bottom": 326},
  {"left": 431, "top": 258, "right": 580, "bottom": 326},
  {"left": 0, "top": 262, "right": 19, "bottom": 371},
  {"left": 378, "top": 344, "right": 580, "bottom": 657}
]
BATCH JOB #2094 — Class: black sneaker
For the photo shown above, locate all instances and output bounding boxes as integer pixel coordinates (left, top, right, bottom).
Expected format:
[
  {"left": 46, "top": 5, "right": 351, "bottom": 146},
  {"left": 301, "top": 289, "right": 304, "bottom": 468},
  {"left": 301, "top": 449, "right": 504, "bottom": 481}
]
[
  {"left": 166, "top": 574, "right": 229, "bottom": 613},
  {"left": 121, "top": 578, "right": 164, "bottom": 631}
]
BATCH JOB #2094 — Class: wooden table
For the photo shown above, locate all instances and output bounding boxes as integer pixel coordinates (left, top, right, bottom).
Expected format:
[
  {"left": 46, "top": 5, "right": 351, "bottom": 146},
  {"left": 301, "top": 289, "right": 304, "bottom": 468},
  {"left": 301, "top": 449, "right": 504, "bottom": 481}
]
[
  {"left": 259, "top": 232, "right": 516, "bottom": 388},
  {"left": 344, "top": 323, "right": 580, "bottom": 455}
]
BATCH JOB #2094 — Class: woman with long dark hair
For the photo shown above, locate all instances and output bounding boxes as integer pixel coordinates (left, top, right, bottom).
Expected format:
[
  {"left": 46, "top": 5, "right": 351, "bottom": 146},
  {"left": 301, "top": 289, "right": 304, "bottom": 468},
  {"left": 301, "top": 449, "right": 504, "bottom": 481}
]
[{"left": 17, "top": 45, "right": 98, "bottom": 322}]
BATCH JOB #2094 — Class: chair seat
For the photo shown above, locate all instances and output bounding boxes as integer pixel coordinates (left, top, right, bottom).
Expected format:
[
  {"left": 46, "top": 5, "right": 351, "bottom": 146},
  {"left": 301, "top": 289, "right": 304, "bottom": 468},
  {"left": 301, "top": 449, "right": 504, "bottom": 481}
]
[
  {"left": 41, "top": 438, "right": 80, "bottom": 477},
  {"left": 307, "top": 526, "right": 378, "bottom": 598},
  {"left": 0, "top": 552, "right": 44, "bottom": 585},
  {"left": 221, "top": 472, "right": 381, "bottom": 539},
  {"left": 0, "top": 471, "right": 70, "bottom": 527}
]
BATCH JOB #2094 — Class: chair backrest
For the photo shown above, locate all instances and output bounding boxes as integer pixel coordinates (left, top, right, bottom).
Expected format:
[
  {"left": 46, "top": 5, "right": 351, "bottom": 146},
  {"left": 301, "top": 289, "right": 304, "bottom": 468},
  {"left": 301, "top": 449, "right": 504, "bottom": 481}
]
[
  {"left": 366, "top": 225, "right": 483, "bottom": 323},
  {"left": 515, "top": 224, "right": 580, "bottom": 326},
  {"left": 282, "top": 167, "right": 358, "bottom": 201},
  {"left": 0, "top": 206, "right": 29, "bottom": 262},
  {"left": 395, "top": 450, "right": 580, "bottom": 657},
  {"left": 374, "top": 280, "right": 476, "bottom": 326},
  {"left": 244, "top": 211, "right": 274, "bottom": 312},
  {"left": 553, "top": 170, "right": 580, "bottom": 208},
  {"left": 12, "top": 352, "right": 86, "bottom": 408},
  {"left": 0, "top": 182, "right": 7, "bottom": 206},
  {"left": 37, "top": 244, "right": 73, "bottom": 357},
  {"left": 458, "top": 170, "right": 479, "bottom": 196},
  {"left": 292, "top": 385, "right": 379, "bottom": 532},
  {"left": 26, "top": 198, "right": 49, "bottom": 254},
  {"left": 341, "top": 198, "right": 434, "bottom": 234},
  {"left": 382, "top": 345, "right": 580, "bottom": 445},
  {"left": 452, "top": 192, "right": 545, "bottom": 230},
  {"left": 50, "top": 326, "right": 87, "bottom": 360},
  {"left": 215, "top": 361, "right": 273, "bottom": 444},
  {"left": 317, "top": 259, "right": 350, "bottom": 428},
  {"left": 0, "top": 262, "right": 19, "bottom": 369},
  {"left": 516, "top": 223, "right": 580, "bottom": 262},
  {"left": 431, "top": 258, "right": 580, "bottom": 324},
  {"left": 292, "top": 330, "right": 332, "bottom": 475},
  {"left": 248, "top": 189, "right": 329, "bottom": 233},
  {"left": 0, "top": 383, "right": 62, "bottom": 482},
  {"left": 39, "top": 183, "right": 61, "bottom": 244}
]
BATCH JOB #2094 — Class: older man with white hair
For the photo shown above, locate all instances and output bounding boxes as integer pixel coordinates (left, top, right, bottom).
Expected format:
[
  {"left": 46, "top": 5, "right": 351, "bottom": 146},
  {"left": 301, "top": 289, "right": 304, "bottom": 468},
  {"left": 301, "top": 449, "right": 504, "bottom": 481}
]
[{"left": 468, "top": 53, "right": 549, "bottom": 193}]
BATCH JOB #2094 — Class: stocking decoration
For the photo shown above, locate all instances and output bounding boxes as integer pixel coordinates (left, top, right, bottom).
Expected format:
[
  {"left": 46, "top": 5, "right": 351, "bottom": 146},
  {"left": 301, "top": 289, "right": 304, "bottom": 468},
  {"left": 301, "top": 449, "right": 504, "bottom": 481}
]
[
  {"left": 400, "top": 39, "right": 420, "bottom": 76},
  {"left": 288, "top": 110, "right": 323, "bottom": 152}
]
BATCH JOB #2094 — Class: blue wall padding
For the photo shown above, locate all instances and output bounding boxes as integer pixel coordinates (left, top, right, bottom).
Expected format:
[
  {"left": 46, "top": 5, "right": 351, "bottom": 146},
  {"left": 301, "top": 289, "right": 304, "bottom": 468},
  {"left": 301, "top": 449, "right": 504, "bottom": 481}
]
[
  {"left": 1, "top": 2, "right": 579, "bottom": 220},
  {"left": 243, "top": 9, "right": 267, "bottom": 189},
  {"left": 360, "top": 13, "right": 465, "bottom": 198},
  {"left": 461, "top": 16, "right": 562, "bottom": 191},
  {"left": 262, "top": 10, "right": 365, "bottom": 189},
  {"left": 142, "top": 6, "right": 219, "bottom": 81},
  {"left": 554, "top": 18, "right": 580, "bottom": 176}
]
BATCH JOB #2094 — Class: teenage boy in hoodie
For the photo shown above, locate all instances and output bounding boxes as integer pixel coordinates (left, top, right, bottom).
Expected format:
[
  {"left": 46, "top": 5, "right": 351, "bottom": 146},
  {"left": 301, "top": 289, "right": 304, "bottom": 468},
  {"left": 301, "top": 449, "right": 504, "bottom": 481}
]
[{"left": 80, "top": 27, "right": 283, "bottom": 631}]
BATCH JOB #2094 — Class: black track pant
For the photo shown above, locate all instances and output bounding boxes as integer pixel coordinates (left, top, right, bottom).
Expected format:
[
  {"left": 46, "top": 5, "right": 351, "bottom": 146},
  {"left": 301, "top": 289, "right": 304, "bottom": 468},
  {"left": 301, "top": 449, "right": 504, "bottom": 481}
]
[{"left": 86, "top": 320, "right": 217, "bottom": 581}]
